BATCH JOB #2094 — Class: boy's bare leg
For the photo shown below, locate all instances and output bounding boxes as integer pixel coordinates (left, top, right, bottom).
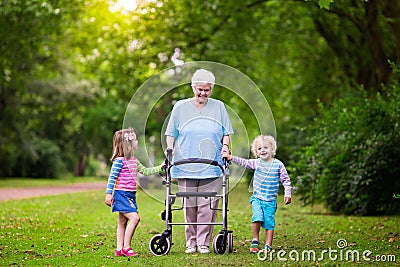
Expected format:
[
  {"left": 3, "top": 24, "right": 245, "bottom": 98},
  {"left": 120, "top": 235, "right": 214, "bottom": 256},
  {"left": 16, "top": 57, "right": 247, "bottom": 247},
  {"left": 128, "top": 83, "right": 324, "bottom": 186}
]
[
  {"left": 250, "top": 222, "right": 262, "bottom": 253},
  {"left": 265, "top": 229, "right": 274, "bottom": 247},
  {"left": 252, "top": 222, "right": 261, "bottom": 241}
]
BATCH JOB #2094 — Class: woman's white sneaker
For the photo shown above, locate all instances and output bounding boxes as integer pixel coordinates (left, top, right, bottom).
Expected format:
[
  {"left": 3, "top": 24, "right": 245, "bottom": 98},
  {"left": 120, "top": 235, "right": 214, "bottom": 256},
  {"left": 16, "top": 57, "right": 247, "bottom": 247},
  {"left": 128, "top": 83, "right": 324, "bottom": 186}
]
[
  {"left": 185, "top": 247, "right": 196, "bottom": 254},
  {"left": 198, "top": 245, "right": 210, "bottom": 254}
]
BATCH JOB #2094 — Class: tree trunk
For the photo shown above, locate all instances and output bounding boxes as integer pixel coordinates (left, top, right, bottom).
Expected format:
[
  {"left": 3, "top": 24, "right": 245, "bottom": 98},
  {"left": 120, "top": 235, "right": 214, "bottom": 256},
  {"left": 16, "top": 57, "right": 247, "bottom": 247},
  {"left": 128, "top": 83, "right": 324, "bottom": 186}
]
[
  {"left": 364, "top": 0, "right": 391, "bottom": 92},
  {"left": 74, "top": 154, "right": 86, "bottom": 176}
]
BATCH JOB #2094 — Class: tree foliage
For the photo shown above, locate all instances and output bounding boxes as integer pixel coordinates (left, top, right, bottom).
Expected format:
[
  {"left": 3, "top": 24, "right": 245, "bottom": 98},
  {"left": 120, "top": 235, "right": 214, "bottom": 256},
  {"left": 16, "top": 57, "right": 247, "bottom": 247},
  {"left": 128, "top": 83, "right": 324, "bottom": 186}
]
[
  {"left": 0, "top": 0, "right": 399, "bottom": 215},
  {"left": 292, "top": 68, "right": 400, "bottom": 215},
  {"left": 310, "top": 0, "right": 400, "bottom": 93},
  {"left": 0, "top": 0, "right": 88, "bottom": 177}
]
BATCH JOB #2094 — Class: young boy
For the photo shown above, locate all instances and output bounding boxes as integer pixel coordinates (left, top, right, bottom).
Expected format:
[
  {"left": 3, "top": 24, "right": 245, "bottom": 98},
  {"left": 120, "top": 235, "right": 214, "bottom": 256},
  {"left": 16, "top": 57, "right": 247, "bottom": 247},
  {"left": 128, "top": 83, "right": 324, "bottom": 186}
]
[{"left": 223, "top": 135, "right": 291, "bottom": 253}]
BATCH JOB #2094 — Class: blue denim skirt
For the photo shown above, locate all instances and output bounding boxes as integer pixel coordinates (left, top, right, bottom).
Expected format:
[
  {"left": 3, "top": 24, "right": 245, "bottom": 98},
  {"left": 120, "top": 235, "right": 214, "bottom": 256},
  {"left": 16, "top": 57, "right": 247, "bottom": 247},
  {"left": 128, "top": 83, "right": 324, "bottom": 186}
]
[{"left": 112, "top": 190, "right": 138, "bottom": 213}]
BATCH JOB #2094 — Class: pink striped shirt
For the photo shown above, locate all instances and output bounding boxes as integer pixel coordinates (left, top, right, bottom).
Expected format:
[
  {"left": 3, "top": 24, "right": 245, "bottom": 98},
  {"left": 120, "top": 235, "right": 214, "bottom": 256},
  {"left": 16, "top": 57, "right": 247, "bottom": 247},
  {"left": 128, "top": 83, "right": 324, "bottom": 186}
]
[{"left": 106, "top": 157, "right": 163, "bottom": 194}]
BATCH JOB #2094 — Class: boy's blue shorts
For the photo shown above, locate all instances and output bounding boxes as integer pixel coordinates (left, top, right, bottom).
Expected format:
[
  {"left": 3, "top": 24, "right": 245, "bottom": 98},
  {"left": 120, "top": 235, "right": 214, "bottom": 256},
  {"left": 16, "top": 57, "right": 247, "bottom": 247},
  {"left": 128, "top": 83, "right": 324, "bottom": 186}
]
[{"left": 250, "top": 195, "right": 277, "bottom": 230}]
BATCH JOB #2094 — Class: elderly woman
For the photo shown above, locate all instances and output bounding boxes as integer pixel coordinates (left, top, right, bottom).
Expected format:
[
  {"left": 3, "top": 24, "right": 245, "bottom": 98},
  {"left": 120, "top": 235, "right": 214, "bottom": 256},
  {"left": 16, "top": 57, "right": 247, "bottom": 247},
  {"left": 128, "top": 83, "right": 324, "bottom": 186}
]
[{"left": 165, "top": 69, "right": 234, "bottom": 254}]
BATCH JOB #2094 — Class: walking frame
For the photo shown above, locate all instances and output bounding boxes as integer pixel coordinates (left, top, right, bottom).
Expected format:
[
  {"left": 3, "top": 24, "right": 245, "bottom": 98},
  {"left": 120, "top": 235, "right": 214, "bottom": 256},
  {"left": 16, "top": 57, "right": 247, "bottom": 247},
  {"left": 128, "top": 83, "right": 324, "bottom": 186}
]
[{"left": 149, "top": 149, "right": 233, "bottom": 255}]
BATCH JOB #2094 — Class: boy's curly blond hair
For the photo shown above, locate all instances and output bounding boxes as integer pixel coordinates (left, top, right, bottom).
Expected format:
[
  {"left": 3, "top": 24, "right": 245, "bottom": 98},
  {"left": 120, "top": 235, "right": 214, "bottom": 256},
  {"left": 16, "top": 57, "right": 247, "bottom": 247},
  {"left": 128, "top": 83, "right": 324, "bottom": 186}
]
[{"left": 251, "top": 135, "right": 277, "bottom": 158}]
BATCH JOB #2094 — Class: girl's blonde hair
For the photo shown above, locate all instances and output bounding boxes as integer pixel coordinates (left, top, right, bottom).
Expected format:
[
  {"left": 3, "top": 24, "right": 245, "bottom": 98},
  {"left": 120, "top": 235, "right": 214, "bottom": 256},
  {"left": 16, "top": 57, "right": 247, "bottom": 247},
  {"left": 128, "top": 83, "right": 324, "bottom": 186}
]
[
  {"left": 251, "top": 135, "right": 277, "bottom": 158},
  {"left": 110, "top": 128, "right": 136, "bottom": 162}
]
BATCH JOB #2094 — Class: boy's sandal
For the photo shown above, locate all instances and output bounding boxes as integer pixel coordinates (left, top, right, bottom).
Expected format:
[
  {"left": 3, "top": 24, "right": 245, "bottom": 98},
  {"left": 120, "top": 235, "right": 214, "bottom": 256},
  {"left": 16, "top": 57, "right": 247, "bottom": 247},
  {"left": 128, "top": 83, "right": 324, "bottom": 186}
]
[
  {"left": 262, "top": 244, "right": 272, "bottom": 253},
  {"left": 250, "top": 240, "right": 260, "bottom": 253},
  {"left": 122, "top": 247, "right": 138, "bottom": 257}
]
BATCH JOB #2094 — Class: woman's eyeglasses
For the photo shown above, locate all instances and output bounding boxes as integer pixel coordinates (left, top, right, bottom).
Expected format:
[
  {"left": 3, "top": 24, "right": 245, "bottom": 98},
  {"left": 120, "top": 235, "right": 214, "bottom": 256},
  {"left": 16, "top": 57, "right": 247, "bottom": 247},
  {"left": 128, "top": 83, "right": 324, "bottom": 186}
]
[{"left": 194, "top": 87, "right": 212, "bottom": 93}]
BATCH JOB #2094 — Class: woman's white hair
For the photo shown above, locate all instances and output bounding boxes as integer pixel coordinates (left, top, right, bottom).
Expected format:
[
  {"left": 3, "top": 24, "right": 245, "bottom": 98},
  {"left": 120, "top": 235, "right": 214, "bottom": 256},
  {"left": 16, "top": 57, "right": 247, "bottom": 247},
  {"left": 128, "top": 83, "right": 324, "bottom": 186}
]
[{"left": 191, "top": 69, "right": 215, "bottom": 87}]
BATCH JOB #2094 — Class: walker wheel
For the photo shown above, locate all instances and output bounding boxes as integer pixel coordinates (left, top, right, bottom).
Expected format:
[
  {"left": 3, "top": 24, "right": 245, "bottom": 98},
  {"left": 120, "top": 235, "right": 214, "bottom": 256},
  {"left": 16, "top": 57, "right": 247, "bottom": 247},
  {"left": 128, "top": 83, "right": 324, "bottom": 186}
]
[
  {"left": 212, "top": 233, "right": 227, "bottom": 254},
  {"left": 149, "top": 234, "right": 171, "bottom": 256},
  {"left": 228, "top": 232, "right": 233, "bottom": 253}
]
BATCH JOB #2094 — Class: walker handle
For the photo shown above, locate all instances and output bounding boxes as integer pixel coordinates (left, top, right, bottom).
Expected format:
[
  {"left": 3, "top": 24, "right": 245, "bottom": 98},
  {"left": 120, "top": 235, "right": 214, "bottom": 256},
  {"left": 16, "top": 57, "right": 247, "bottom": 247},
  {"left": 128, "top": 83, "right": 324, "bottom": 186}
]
[
  {"left": 173, "top": 158, "right": 224, "bottom": 172},
  {"left": 166, "top": 149, "right": 173, "bottom": 166},
  {"left": 222, "top": 157, "right": 230, "bottom": 168}
]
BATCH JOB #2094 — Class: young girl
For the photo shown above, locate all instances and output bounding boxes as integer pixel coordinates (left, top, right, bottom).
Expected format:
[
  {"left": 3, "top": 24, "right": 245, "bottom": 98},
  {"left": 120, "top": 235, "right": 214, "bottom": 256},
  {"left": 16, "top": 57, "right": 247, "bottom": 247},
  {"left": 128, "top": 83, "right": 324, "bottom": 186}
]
[
  {"left": 105, "top": 128, "right": 164, "bottom": 257},
  {"left": 223, "top": 135, "right": 292, "bottom": 254}
]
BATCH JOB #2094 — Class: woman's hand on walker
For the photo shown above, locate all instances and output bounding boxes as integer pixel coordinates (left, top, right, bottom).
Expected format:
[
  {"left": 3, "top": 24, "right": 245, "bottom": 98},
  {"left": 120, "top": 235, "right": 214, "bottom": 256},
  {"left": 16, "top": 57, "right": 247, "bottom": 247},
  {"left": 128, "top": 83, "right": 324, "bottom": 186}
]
[{"left": 222, "top": 151, "right": 232, "bottom": 160}]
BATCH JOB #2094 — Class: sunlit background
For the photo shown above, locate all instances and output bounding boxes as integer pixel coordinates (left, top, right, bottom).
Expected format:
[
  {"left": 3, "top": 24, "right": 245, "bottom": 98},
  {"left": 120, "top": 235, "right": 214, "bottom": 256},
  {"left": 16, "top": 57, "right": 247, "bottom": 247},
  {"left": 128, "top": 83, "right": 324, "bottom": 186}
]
[{"left": 109, "top": 0, "right": 138, "bottom": 12}]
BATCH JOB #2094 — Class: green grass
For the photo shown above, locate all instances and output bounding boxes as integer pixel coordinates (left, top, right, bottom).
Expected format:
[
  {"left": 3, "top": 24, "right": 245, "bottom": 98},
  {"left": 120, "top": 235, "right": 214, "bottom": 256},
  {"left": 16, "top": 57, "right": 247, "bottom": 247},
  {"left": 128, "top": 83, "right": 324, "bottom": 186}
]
[{"left": 0, "top": 181, "right": 399, "bottom": 266}]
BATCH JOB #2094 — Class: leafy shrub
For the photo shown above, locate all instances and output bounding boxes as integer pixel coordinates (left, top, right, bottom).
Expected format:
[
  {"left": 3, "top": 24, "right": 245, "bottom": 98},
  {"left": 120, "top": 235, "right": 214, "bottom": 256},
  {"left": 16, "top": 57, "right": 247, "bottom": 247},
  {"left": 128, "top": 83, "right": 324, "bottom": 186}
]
[
  {"left": 292, "top": 85, "right": 400, "bottom": 215},
  {"left": 13, "top": 138, "right": 63, "bottom": 178}
]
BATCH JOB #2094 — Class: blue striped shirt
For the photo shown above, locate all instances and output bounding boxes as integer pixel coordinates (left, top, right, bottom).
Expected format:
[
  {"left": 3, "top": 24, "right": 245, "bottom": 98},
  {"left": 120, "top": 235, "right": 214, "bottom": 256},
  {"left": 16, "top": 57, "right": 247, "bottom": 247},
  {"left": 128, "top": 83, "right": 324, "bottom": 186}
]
[{"left": 231, "top": 157, "right": 292, "bottom": 201}]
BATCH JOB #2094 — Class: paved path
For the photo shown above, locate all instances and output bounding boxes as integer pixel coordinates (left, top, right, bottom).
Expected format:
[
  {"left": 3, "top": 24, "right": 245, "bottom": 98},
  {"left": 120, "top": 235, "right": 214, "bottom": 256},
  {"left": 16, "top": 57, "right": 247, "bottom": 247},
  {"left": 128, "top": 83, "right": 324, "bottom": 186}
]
[{"left": 0, "top": 182, "right": 106, "bottom": 202}]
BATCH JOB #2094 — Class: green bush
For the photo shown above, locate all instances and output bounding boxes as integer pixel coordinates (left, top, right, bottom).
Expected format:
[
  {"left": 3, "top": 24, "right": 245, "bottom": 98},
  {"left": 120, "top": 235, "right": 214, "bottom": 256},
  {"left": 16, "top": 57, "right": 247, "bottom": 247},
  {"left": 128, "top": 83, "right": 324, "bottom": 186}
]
[
  {"left": 292, "top": 85, "right": 400, "bottom": 215},
  {"left": 13, "top": 138, "right": 64, "bottom": 178}
]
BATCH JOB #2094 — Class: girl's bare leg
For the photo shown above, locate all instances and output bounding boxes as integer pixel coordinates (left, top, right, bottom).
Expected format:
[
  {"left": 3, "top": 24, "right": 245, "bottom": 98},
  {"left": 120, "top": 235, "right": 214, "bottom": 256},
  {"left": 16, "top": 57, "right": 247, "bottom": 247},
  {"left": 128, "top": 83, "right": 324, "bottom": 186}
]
[
  {"left": 122, "top": 212, "right": 140, "bottom": 249},
  {"left": 116, "top": 213, "right": 128, "bottom": 250}
]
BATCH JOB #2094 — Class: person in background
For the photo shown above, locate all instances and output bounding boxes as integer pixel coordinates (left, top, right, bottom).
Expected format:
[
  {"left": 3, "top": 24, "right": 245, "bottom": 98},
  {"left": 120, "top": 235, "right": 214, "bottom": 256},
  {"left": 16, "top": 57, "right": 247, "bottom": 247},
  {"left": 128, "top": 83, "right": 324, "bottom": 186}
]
[
  {"left": 223, "top": 135, "right": 291, "bottom": 253},
  {"left": 165, "top": 69, "right": 234, "bottom": 254},
  {"left": 105, "top": 128, "right": 164, "bottom": 257}
]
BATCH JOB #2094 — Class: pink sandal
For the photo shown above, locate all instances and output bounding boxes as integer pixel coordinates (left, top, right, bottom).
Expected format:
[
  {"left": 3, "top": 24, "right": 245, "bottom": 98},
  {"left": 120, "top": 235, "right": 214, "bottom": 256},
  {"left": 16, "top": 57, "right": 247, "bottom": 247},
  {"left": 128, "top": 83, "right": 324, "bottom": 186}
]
[
  {"left": 122, "top": 247, "right": 137, "bottom": 257},
  {"left": 115, "top": 249, "right": 123, "bottom": 256}
]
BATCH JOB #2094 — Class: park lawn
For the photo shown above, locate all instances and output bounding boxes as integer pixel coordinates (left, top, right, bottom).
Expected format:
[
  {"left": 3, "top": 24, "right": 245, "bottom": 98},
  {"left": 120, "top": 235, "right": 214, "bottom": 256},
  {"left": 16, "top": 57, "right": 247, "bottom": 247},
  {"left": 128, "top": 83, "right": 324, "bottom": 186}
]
[{"left": 0, "top": 181, "right": 399, "bottom": 266}]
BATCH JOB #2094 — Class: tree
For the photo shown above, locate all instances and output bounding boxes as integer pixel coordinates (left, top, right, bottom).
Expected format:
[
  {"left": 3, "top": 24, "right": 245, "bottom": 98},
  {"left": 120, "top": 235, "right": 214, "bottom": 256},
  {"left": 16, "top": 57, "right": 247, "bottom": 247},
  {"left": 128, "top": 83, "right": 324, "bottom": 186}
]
[
  {"left": 2, "top": 0, "right": 398, "bottom": 182},
  {"left": 310, "top": 0, "right": 400, "bottom": 94},
  {"left": 0, "top": 0, "right": 88, "bottom": 177}
]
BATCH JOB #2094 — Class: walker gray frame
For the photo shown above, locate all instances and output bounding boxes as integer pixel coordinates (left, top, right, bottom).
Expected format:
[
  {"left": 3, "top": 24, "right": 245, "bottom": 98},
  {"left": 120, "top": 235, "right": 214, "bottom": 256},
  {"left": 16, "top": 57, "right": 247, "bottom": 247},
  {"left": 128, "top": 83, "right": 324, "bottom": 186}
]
[{"left": 149, "top": 149, "right": 233, "bottom": 255}]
